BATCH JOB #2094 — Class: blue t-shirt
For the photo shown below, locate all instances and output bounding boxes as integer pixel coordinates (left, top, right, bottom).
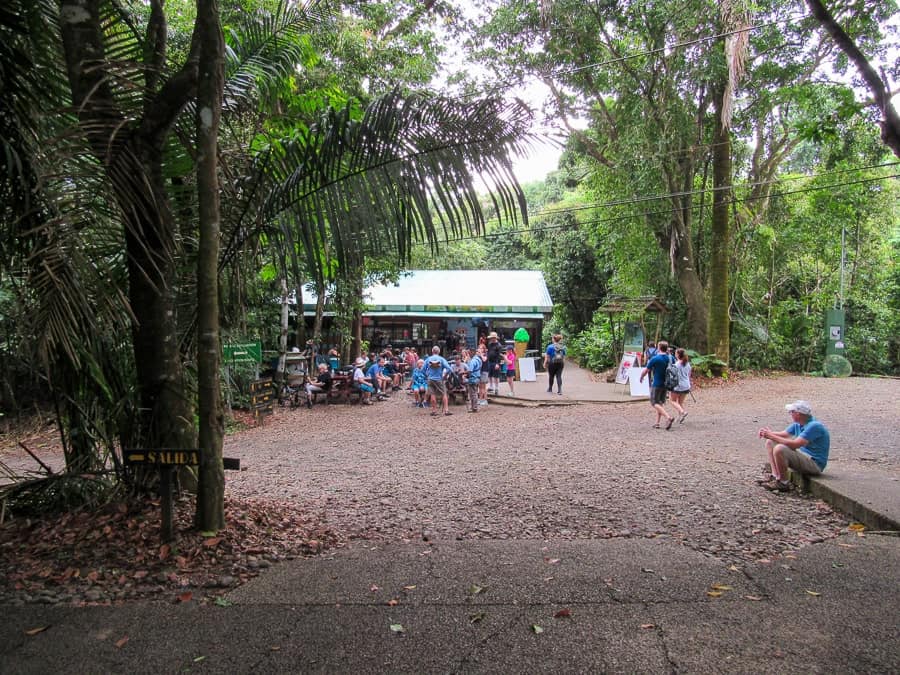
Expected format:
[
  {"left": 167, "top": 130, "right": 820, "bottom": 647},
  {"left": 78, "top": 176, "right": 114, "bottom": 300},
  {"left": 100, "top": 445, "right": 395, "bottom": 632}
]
[
  {"left": 412, "top": 367, "right": 427, "bottom": 387},
  {"left": 424, "top": 355, "right": 450, "bottom": 381},
  {"left": 366, "top": 364, "right": 382, "bottom": 381},
  {"left": 787, "top": 419, "right": 830, "bottom": 471},
  {"left": 645, "top": 353, "right": 671, "bottom": 388},
  {"left": 468, "top": 354, "right": 482, "bottom": 380}
]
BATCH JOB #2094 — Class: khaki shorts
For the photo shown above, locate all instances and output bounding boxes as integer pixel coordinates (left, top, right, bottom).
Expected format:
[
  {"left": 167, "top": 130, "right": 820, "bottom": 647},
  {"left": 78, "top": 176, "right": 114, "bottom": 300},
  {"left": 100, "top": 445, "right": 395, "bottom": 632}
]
[
  {"left": 783, "top": 447, "right": 822, "bottom": 476},
  {"left": 427, "top": 380, "right": 447, "bottom": 399}
]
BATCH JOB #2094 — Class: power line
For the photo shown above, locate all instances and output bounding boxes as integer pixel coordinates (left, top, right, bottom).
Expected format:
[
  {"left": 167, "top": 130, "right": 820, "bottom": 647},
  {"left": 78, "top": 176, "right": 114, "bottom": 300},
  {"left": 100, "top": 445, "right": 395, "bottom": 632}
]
[
  {"left": 510, "top": 161, "right": 900, "bottom": 223},
  {"left": 442, "top": 172, "right": 899, "bottom": 243},
  {"left": 462, "top": 21, "right": 783, "bottom": 101}
]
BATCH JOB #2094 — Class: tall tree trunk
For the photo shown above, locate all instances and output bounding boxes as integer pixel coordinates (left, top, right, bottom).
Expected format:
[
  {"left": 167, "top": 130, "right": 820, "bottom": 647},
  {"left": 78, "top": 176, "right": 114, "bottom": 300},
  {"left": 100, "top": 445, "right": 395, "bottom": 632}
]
[
  {"left": 59, "top": 0, "right": 199, "bottom": 454},
  {"left": 194, "top": 0, "right": 225, "bottom": 532},
  {"left": 278, "top": 277, "right": 290, "bottom": 386},
  {"left": 708, "top": 91, "right": 732, "bottom": 363}
]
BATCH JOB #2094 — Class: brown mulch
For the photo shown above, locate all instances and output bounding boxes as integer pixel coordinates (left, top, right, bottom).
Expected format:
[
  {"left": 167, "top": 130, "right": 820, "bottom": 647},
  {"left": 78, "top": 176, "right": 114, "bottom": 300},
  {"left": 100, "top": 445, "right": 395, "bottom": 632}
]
[{"left": 0, "top": 494, "right": 340, "bottom": 606}]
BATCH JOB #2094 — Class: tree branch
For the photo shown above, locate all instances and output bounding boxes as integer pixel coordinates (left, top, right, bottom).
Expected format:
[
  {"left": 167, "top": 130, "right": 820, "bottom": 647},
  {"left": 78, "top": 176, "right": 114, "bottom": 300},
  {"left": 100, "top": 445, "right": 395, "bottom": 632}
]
[{"left": 805, "top": 0, "right": 900, "bottom": 157}]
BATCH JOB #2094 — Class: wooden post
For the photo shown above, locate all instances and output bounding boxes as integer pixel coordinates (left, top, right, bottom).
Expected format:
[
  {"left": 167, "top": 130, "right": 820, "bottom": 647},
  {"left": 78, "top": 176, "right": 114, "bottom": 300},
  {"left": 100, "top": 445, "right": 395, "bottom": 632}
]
[{"left": 159, "top": 465, "right": 174, "bottom": 543}]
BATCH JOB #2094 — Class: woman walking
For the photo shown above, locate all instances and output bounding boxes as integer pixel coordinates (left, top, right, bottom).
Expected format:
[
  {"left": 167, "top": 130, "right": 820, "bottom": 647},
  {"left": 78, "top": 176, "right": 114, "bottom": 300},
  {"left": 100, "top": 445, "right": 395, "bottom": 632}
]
[
  {"left": 670, "top": 348, "right": 692, "bottom": 423},
  {"left": 543, "top": 333, "right": 566, "bottom": 395}
]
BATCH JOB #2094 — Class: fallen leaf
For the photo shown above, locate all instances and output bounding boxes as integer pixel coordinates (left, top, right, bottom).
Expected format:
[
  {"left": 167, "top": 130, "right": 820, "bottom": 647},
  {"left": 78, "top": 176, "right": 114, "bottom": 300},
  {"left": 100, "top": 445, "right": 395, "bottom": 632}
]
[
  {"left": 387, "top": 599, "right": 399, "bottom": 606},
  {"left": 203, "top": 537, "right": 222, "bottom": 548},
  {"left": 848, "top": 523, "right": 865, "bottom": 532},
  {"left": 403, "top": 585, "right": 416, "bottom": 590},
  {"left": 531, "top": 624, "right": 544, "bottom": 634},
  {"left": 134, "top": 570, "right": 149, "bottom": 580},
  {"left": 214, "top": 597, "right": 233, "bottom": 607},
  {"left": 25, "top": 626, "right": 49, "bottom": 636},
  {"left": 270, "top": 646, "right": 281, "bottom": 651},
  {"left": 640, "top": 623, "right": 655, "bottom": 630},
  {"left": 728, "top": 565, "right": 741, "bottom": 572},
  {"left": 390, "top": 624, "right": 405, "bottom": 634},
  {"left": 554, "top": 608, "right": 572, "bottom": 618},
  {"left": 706, "top": 591, "right": 723, "bottom": 598},
  {"left": 711, "top": 584, "right": 733, "bottom": 591},
  {"left": 545, "top": 558, "right": 560, "bottom": 565},
  {"left": 469, "top": 584, "right": 485, "bottom": 595},
  {"left": 370, "top": 584, "right": 379, "bottom": 592},
  {"left": 469, "top": 611, "right": 486, "bottom": 624},
  {"left": 178, "top": 591, "right": 193, "bottom": 603},
  {"left": 193, "top": 656, "right": 206, "bottom": 663},
  {"left": 743, "top": 595, "right": 763, "bottom": 601},
  {"left": 115, "top": 636, "right": 129, "bottom": 648},
  {"left": 837, "top": 543, "right": 856, "bottom": 548},
  {"left": 159, "top": 544, "right": 171, "bottom": 561},
  {"left": 805, "top": 590, "right": 821, "bottom": 597},
  {"left": 641, "top": 568, "right": 654, "bottom": 574}
]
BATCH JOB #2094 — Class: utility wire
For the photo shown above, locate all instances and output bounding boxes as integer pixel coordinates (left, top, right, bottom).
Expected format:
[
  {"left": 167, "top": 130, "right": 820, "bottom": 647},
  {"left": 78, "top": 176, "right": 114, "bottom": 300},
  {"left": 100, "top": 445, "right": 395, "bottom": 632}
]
[
  {"left": 443, "top": 172, "right": 899, "bottom": 243},
  {"left": 506, "top": 161, "right": 900, "bottom": 223}
]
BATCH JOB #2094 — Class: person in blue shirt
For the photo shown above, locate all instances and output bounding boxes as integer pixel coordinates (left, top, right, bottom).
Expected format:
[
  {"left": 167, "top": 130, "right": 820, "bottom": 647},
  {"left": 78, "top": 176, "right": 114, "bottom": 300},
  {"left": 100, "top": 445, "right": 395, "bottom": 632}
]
[
  {"left": 639, "top": 340, "right": 675, "bottom": 429},
  {"left": 410, "top": 359, "right": 427, "bottom": 407},
  {"left": 758, "top": 400, "right": 830, "bottom": 492},
  {"left": 464, "top": 348, "right": 483, "bottom": 413},
  {"left": 424, "top": 345, "right": 452, "bottom": 416}
]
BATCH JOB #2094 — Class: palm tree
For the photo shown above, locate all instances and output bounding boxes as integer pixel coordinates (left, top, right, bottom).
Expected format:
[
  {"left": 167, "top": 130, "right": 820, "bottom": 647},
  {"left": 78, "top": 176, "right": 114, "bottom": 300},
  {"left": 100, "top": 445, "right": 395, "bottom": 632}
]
[{"left": 1, "top": 0, "right": 533, "bottom": 532}]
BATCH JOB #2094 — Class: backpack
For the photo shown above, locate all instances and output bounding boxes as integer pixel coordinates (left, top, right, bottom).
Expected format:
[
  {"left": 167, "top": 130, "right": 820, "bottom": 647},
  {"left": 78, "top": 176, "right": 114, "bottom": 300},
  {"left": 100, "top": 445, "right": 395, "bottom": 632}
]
[
  {"left": 665, "top": 360, "right": 679, "bottom": 391},
  {"left": 550, "top": 344, "right": 565, "bottom": 364}
]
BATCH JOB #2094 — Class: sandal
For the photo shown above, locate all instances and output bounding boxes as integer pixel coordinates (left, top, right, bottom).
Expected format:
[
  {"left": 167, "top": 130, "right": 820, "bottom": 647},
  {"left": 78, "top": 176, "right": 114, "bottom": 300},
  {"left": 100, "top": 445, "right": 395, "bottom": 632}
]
[
  {"left": 652, "top": 424, "right": 660, "bottom": 429},
  {"left": 665, "top": 417, "right": 674, "bottom": 430},
  {"left": 430, "top": 411, "right": 438, "bottom": 417},
  {"left": 444, "top": 411, "right": 452, "bottom": 416}
]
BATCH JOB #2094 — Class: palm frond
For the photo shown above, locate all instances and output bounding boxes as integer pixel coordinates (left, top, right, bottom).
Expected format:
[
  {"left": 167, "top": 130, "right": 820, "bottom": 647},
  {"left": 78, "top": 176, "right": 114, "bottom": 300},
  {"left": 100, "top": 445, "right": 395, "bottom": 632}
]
[{"left": 246, "top": 89, "right": 532, "bottom": 280}]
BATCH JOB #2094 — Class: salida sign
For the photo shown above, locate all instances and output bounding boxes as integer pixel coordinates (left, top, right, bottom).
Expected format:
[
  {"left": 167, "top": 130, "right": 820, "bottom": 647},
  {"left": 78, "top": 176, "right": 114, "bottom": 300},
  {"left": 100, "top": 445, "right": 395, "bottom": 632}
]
[{"left": 124, "top": 449, "right": 200, "bottom": 466}]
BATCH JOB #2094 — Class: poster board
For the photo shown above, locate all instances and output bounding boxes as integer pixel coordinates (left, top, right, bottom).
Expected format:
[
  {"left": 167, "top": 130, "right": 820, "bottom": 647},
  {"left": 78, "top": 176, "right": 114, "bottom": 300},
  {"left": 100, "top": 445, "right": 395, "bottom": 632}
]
[
  {"left": 627, "top": 367, "right": 650, "bottom": 397},
  {"left": 519, "top": 357, "right": 536, "bottom": 382},
  {"left": 615, "top": 352, "right": 640, "bottom": 384}
]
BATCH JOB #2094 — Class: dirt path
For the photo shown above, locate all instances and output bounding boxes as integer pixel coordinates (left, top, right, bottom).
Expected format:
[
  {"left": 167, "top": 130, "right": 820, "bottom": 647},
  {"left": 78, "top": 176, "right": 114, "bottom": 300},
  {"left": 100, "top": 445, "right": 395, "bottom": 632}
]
[{"left": 220, "top": 374, "right": 899, "bottom": 564}]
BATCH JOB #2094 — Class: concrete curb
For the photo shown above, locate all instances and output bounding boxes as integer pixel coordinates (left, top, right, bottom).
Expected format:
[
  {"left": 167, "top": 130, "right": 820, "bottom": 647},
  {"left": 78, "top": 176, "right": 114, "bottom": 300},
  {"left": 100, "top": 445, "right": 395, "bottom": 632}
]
[{"left": 791, "top": 472, "right": 900, "bottom": 532}]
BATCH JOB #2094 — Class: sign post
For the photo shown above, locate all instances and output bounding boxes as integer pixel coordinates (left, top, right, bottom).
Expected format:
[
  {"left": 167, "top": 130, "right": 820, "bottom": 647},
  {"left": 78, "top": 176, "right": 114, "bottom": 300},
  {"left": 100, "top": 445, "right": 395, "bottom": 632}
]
[
  {"left": 249, "top": 378, "right": 274, "bottom": 422},
  {"left": 124, "top": 449, "right": 201, "bottom": 543}
]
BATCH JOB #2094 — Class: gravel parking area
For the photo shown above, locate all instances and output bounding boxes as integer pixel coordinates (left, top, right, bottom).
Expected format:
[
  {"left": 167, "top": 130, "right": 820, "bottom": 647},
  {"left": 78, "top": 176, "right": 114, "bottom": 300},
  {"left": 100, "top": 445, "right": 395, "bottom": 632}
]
[{"left": 224, "top": 374, "right": 900, "bottom": 565}]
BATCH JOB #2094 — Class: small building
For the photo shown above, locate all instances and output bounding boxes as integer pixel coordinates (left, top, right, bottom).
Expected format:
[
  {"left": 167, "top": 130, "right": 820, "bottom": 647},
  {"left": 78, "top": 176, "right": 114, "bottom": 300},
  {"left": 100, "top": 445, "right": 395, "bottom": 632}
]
[{"left": 299, "top": 270, "right": 553, "bottom": 353}]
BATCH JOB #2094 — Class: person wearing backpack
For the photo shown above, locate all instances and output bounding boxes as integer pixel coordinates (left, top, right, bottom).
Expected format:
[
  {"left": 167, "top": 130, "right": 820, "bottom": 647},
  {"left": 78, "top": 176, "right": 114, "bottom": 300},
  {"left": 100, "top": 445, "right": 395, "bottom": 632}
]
[
  {"left": 669, "top": 348, "right": 692, "bottom": 423},
  {"left": 543, "top": 334, "right": 567, "bottom": 395},
  {"left": 639, "top": 339, "right": 676, "bottom": 429}
]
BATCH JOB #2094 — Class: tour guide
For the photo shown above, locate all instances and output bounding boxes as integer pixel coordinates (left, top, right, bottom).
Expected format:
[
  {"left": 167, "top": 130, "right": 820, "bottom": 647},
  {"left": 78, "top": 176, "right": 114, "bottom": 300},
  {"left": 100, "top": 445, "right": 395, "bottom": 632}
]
[{"left": 757, "top": 400, "right": 830, "bottom": 492}]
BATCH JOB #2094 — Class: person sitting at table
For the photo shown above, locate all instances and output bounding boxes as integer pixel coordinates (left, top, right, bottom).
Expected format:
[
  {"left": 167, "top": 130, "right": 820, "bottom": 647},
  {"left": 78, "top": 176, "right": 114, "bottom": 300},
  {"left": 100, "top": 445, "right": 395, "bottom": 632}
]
[
  {"left": 352, "top": 357, "right": 375, "bottom": 405},
  {"left": 304, "top": 363, "right": 333, "bottom": 409},
  {"left": 382, "top": 354, "right": 402, "bottom": 391},
  {"left": 366, "top": 356, "right": 392, "bottom": 399}
]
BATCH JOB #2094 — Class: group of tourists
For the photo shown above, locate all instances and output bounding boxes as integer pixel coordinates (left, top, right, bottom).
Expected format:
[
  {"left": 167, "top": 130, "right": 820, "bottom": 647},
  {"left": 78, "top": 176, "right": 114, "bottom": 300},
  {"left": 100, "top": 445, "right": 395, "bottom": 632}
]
[
  {"left": 407, "top": 332, "right": 519, "bottom": 416},
  {"left": 638, "top": 340, "right": 693, "bottom": 429}
]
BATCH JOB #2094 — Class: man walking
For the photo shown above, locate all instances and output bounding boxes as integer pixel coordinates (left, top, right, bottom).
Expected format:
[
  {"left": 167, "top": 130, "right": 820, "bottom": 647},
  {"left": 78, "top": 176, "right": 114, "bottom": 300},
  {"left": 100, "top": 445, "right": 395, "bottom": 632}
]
[
  {"left": 424, "top": 345, "right": 452, "bottom": 416},
  {"left": 639, "top": 339, "right": 675, "bottom": 429},
  {"left": 758, "top": 400, "right": 830, "bottom": 492}
]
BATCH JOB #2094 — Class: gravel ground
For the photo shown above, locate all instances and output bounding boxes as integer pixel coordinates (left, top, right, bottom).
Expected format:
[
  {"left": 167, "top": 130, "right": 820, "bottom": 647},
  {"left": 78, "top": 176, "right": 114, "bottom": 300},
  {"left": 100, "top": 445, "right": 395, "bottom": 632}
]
[{"left": 222, "top": 374, "right": 899, "bottom": 566}]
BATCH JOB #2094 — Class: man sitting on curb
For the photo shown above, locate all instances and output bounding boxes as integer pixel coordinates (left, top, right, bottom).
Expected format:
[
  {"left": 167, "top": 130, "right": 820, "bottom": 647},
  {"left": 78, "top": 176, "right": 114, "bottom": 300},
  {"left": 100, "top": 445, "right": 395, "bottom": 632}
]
[{"left": 758, "top": 400, "right": 830, "bottom": 492}]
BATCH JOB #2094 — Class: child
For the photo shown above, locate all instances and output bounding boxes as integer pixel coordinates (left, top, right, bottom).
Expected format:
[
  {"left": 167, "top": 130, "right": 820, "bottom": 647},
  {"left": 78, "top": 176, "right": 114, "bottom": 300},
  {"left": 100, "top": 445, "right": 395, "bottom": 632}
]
[
  {"left": 410, "top": 359, "right": 427, "bottom": 407},
  {"left": 504, "top": 347, "right": 516, "bottom": 396}
]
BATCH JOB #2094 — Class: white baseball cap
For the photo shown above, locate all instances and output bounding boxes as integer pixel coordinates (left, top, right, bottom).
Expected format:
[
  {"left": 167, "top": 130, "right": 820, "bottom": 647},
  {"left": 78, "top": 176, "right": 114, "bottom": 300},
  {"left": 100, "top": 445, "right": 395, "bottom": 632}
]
[{"left": 785, "top": 400, "right": 812, "bottom": 415}]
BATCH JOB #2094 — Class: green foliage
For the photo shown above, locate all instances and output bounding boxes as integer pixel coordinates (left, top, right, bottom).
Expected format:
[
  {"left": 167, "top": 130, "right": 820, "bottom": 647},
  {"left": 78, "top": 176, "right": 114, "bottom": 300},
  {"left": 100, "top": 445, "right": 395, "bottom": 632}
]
[
  {"left": 684, "top": 350, "right": 728, "bottom": 378},
  {"left": 568, "top": 316, "right": 616, "bottom": 372}
]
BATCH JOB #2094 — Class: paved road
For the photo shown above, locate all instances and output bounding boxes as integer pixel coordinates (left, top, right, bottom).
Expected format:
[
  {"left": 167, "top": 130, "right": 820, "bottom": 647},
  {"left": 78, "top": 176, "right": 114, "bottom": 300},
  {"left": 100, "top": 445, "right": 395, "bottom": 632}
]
[{"left": 2, "top": 535, "right": 898, "bottom": 673}]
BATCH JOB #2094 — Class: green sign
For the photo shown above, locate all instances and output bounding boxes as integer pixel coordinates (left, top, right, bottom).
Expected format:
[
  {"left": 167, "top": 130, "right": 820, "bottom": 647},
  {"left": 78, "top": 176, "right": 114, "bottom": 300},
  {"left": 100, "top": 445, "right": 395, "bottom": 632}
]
[{"left": 224, "top": 341, "right": 262, "bottom": 364}]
